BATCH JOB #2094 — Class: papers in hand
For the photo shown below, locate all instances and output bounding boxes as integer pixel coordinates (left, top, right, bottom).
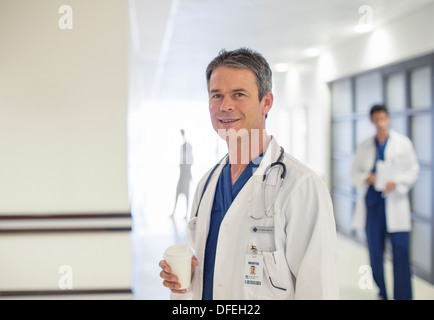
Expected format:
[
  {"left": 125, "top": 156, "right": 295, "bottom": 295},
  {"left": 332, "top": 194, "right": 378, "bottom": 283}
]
[{"left": 374, "top": 160, "right": 397, "bottom": 191}]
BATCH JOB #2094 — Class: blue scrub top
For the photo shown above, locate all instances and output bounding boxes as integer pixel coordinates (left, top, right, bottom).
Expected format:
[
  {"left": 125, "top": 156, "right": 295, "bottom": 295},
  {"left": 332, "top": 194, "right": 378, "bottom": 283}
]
[{"left": 202, "top": 155, "right": 262, "bottom": 300}]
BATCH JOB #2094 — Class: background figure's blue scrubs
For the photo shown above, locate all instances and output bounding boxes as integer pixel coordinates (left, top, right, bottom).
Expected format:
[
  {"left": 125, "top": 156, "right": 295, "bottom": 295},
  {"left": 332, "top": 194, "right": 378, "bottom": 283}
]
[
  {"left": 365, "top": 138, "right": 412, "bottom": 300},
  {"left": 202, "top": 156, "right": 261, "bottom": 300}
]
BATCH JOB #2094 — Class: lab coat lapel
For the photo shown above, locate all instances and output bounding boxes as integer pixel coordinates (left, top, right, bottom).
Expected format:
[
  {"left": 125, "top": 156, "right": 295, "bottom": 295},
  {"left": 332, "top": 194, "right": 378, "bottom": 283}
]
[
  {"left": 384, "top": 130, "right": 396, "bottom": 164},
  {"left": 196, "top": 158, "right": 227, "bottom": 233},
  {"left": 255, "top": 137, "right": 282, "bottom": 176},
  {"left": 193, "top": 157, "right": 227, "bottom": 265},
  {"left": 365, "top": 137, "right": 377, "bottom": 171}
]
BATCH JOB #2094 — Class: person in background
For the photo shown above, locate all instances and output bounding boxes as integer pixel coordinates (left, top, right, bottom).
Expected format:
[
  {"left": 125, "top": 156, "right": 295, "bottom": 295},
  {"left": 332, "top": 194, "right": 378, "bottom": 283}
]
[
  {"left": 351, "top": 104, "right": 419, "bottom": 300},
  {"left": 171, "top": 129, "right": 193, "bottom": 219}
]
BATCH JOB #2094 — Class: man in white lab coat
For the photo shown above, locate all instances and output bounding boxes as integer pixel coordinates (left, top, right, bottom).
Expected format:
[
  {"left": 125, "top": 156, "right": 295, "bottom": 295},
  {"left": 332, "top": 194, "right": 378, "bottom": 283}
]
[
  {"left": 351, "top": 105, "right": 419, "bottom": 300},
  {"left": 159, "top": 48, "right": 339, "bottom": 299}
]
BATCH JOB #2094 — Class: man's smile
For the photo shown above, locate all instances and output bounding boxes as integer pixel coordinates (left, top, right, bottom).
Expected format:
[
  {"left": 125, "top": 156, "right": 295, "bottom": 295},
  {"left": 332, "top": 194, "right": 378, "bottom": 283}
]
[{"left": 219, "top": 118, "right": 240, "bottom": 123}]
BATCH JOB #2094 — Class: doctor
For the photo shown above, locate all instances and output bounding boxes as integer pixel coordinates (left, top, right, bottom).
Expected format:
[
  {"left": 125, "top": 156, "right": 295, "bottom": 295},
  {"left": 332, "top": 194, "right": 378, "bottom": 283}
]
[
  {"left": 159, "top": 48, "right": 339, "bottom": 299},
  {"left": 351, "top": 105, "right": 419, "bottom": 300}
]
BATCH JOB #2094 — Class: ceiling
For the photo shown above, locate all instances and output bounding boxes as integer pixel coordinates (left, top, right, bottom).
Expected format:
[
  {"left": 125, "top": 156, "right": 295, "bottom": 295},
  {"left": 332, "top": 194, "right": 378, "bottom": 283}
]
[{"left": 130, "top": 0, "right": 434, "bottom": 101}]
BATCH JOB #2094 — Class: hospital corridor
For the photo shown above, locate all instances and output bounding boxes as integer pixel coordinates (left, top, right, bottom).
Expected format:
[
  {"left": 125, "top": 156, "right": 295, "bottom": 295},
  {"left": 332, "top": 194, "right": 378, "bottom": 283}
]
[{"left": 2, "top": 0, "right": 434, "bottom": 301}]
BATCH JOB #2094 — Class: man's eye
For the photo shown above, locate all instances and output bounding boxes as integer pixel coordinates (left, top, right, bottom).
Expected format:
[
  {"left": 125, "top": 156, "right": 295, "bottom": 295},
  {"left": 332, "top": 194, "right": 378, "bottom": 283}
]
[
  {"left": 212, "top": 94, "right": 222, "bottom": 99},
  {"left": 235, "top": 93, "right": 244, "bottom": 98}
]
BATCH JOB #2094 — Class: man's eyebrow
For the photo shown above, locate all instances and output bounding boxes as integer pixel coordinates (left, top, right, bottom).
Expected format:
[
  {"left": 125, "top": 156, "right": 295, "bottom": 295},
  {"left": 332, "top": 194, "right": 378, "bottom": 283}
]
[{"left": 209, "top": 88, "right": 248, "bottom": 94}]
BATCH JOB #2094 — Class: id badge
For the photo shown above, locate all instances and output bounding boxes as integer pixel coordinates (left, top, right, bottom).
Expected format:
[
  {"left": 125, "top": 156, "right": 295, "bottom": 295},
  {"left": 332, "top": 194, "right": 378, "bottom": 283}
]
[{"left": 244, "top": 254, "right": 264, "bottom": 287}]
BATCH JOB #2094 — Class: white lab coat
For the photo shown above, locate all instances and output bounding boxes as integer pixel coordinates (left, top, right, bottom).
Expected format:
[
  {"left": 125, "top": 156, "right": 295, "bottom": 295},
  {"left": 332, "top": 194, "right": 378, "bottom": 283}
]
[
  {"left": 184, "top": 137, "right": 339, "bottom": 300},
  {"left": 351, "top": 130, "right": 420, "bottom": 232}
]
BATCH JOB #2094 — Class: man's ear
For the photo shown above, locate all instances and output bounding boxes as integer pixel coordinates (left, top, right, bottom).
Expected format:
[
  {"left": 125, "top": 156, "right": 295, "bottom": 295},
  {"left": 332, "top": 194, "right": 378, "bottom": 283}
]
[{"left": 262, "top": 92, "right": 273, "bottom": 116}]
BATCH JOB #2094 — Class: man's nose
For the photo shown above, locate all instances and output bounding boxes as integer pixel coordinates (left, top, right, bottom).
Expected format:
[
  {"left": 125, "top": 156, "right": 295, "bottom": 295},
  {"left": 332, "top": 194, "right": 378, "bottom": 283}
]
[{"left": 220, "top": 97, "right": 235, "bottom": 112}]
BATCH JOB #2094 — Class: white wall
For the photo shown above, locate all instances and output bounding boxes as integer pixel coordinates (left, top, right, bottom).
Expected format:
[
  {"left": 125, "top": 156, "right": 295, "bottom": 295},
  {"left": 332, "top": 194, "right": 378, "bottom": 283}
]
[
  {"left": 0, "top": 0, "right": 129, "bottom": 213},
  {"left": 319, "top": 3, "right": 434, "bottom": 82},
  {"left": 0, "top": 0, "right": 131, "bottom": 298}
]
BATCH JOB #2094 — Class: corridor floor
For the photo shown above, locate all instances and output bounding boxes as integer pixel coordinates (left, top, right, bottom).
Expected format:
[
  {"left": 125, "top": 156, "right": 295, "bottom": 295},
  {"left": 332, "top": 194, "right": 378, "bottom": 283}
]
[{"left": 131, "top": 214, "right": 434, "bottom": 300}]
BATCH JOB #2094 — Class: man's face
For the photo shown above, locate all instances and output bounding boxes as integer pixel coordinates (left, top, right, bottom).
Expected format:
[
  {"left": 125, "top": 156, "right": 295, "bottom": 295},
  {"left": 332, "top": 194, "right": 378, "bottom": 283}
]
[
  {"left": 208, "top": 66, "right": 273, "bottom": 137},
  {"left": 371, "top": 110, "right": 390, "bottom": 134}
]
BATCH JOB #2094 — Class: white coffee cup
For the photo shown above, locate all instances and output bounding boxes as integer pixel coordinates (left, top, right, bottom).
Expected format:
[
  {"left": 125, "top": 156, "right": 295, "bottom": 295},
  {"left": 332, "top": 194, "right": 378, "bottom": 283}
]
[{"left": 163, "top": 244, "right": 193, "bottom": 290}]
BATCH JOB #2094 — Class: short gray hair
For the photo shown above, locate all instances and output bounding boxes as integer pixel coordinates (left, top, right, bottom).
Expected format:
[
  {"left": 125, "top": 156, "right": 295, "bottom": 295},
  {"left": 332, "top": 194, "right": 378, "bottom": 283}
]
[{"left": 206, "top": 48, "right": 272, "bottom": 101}]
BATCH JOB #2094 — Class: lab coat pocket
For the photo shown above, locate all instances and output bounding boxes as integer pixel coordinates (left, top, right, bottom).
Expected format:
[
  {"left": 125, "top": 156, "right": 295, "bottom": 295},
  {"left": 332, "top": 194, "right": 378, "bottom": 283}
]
[{"left": 255, "top": 250, "right": 293, "bottom": 299}]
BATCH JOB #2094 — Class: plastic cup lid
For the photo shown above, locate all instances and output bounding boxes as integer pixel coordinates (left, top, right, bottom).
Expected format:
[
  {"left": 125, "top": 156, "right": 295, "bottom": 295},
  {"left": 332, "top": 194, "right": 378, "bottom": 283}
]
[{"left": 163, "top": 244, "right": 193, "bottom": 261}]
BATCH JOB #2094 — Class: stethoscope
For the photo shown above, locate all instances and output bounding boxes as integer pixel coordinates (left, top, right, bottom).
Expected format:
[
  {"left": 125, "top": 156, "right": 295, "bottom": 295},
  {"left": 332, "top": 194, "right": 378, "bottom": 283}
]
[
  {"left": 249, "top": 147, "right": 286, "bottom": 220},
  {"left": 192, "top": 147, "right": 286, "bottom": 221}
]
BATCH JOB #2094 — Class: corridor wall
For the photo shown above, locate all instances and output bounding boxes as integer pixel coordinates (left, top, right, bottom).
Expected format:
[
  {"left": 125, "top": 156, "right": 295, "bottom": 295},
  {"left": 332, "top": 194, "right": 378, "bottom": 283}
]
[{"left": 0, "top": 0, "right": 131, "bottom": 298}]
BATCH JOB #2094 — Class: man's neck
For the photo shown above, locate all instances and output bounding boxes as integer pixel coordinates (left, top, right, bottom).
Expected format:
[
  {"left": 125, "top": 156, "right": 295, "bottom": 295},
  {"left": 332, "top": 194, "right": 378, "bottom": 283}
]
[
  {"left": 376, "top": 130, "right": 389, "bottom": 144},
  {"left": 226, "top": 130, "right": 270, "bottom": 185}
]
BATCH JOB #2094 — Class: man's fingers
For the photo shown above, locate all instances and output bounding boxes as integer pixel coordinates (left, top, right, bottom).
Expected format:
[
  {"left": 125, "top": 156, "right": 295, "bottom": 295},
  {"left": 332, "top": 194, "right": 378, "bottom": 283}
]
[
  {"left": 160, "top": 269, "right": 178, "bottom": 282},
  {"left": 159, "top": 259, "right": 171, "bottom": 273},
  {"left": 192, "top": 255, "right": 199, "bottom": 267},
  {"left": 192, "top": 259, "right": 199, "bottom": 267},
  {"left": 163, "top": 279, "right": 187, "bottom": 293},
  {"left": 160, "top": 257, "right": 196, "bottom": 294},
  {"left": 162, "top": 279, "right": 181, "bottom": 290},
  {"left": 171, "top": 288, "right": 188, "bottom": 294}
]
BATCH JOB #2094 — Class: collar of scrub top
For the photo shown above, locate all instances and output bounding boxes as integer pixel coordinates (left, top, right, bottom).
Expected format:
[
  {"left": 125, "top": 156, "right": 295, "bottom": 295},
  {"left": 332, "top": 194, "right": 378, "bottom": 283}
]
[
  {"left": 246, "top": 136, "right": 284, "bottom": 183},
  {"left": 193, "top": 136, "right": 283, "bottom": 219}
]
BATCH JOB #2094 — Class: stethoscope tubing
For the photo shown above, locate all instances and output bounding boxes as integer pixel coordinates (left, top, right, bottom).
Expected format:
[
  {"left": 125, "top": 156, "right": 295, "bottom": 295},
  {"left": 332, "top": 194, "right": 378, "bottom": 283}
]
[{"left": 194, "top": 147, "right": 286, "bottom": 220}]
